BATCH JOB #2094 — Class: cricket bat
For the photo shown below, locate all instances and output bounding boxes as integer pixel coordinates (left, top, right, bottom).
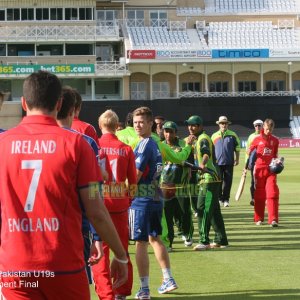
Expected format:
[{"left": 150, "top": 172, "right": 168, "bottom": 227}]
[{"left": 235, "top": 159, "right": 249, "bottom": 201}]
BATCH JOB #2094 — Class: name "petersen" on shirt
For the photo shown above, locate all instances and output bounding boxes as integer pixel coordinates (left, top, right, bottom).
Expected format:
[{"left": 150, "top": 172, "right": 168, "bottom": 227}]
[
  {"left": 11, "top": 140, "right": 56, "bottom": 154},
  {"left": 100, "top": 147, "right": 126, "bottom": 156}
]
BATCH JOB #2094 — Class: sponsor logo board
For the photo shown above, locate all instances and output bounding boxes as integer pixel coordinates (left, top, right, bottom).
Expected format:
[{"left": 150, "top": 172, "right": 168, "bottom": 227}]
[
  {"left": 212, "top": 49, "right": 269, "bottom": 59},
  {"left": 156, "top": 50, "right": 211, "bottom": 58},
  {"left": 0, "top": 64, "right": 94, "bottom": 75},
  {"left": 127, "top": 50, "right": 156, "bottom": 59},
  {"left": 269, "top": 49, "right": 300, "bottom": 58},
  {"left": 279, "top": 138, "right": 300, "bottom": 148}
]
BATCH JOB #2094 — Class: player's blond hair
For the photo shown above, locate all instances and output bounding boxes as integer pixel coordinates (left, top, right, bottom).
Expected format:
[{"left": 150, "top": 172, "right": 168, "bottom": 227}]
[
  {"left": 132, "top": 106, "right": 153, "bottom": 121},
  {"left": 98, "top": 109, "right": 119, "bottom": 131},
  {"left": 264, "top": 118, "right": 275, "bottom": 128}
]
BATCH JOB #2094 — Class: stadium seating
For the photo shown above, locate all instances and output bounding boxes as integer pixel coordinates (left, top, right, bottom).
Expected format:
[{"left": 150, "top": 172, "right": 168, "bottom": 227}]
[
  {"left": 127, "top": 26, "right": 194, "bottom": 50},
  {"left": 206, "top": 0, "right": 298, "bottom": 14},
  {"left": 127, "top": 19, "right": 300, "bottom": 50},
  {"left": 205, "top": 21, "right": 298, "bottom": 49}
]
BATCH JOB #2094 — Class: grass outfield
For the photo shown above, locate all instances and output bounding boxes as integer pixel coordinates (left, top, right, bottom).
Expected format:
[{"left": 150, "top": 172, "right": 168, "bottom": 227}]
[{"left": 91, "top": 149, "right": 300, "bottom": 299}]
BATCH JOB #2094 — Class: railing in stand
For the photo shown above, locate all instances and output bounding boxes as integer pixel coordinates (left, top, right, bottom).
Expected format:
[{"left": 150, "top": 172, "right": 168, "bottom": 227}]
[
  {"left": 0, "top": 24, "right": 119, "bottom": 41},
  {"left": 178, "top": 91, "right": 300, "bottom": 98},
  {"left": 95, "top": 61, "right": 128, "bottom": 75}
]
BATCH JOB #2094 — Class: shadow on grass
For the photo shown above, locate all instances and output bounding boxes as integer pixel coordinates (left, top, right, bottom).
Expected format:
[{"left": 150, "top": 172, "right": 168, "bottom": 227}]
[
  {"left": 169, "top": 235, "right": 300, "bottom": 251},
  {"left": 223, "top": 211, "right": 300, "bottom": 221},
  {"left": 153, "top": 288, "right": 300, "bottom": 299},
  {"left": 225, "top": 227, "right": 300, "bottom": 233},
  {"left": 167, "top": 243, "right": 300, "bottom": 252}
]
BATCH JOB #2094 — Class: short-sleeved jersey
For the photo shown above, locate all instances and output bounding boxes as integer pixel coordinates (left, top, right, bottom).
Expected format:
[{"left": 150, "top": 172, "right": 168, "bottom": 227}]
[
  {"left": 0, "top": 115, "right": 102, "bottom": 273},
  {"left": 133, "top": 137, "right": 162, "bottom": 206},
  {"left": 71, "top": 116, "right": 99, "bottom": 146},
  {"left": 64, "top": 127, "right": 99, "bottom": 159},
  {"left": 99, "top": 133, "right": 137, "bottom": 212},
  {"left": 249, "top": 132, "right": 279, "bottom": 167},
  {"left": 211, "top": 129, "right": 241, "bottom": 165}
]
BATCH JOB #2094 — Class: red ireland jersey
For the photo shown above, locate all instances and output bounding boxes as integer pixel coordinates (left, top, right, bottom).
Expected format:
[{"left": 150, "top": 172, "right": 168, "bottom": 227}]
[
  {"left": 0, "top": 115, "right": 101, "bottom": 273},
  {"left": 71, "top": 116, "right": 99, "bottom": 146},
  {"left": 98, "top": 133, "right": 137, "bottom": 212},
  {"left": 249, "top": 133, "right": 279, "bottom": 166}
]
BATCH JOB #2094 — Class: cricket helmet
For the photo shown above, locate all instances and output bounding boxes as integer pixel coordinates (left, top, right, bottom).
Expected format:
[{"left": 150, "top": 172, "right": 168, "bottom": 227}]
[{"left": 269, "top": 157, "right": 284, "bottom": 174}]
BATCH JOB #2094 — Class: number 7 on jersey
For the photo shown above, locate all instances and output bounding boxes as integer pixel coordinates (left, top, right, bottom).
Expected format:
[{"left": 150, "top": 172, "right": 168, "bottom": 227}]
[{"left": 22, "top": 160, "right": 43, "bottom": 212}]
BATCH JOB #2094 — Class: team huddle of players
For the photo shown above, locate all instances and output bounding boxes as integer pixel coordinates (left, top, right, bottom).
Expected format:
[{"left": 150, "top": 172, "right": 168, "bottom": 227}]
[{"left": 0, "top": 71, "right": 281, "bottom": 300}]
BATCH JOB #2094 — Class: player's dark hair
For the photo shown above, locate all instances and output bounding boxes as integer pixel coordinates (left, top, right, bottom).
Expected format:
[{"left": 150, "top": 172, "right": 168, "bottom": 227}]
[
  {"left": 72, "top": 89, "right": 82, "bottom": 111},
  {"left": 125, "top": 112, "right": 133, "bottom": 127},
  {"left": 23, "top": 71, "right": 62, "bottom": 111},
  {"left": 118, "top": 122, "right": 125, "bottom": 130},
  {"left": 151, "top": 121, "right": 157, "bottom": 133},
  {"left": 154, "top": 115, "right": 165, "bottom": 121},
  {"left": 57, "top": 86, "right": 76, "bottom": 120},
  {"left": 133, "top": 106, "right": 153, "bottom": 121}
]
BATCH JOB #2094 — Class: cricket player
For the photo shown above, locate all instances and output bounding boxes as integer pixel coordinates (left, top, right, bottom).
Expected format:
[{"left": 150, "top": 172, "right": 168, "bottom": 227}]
[
  {"left": 245, "top": 119, "right": 263, "bottom": 206},
  {"left": 248, "top": 119, "right": 280, "bottom": 227},
  {"left": 56, "top": 86, "right": 103, "bottom": 284},
  {"left": 0, "top": 71, "right": 127, "bottom": 299},
  {"left": 160, "top": 121, "right": 193, "bottom": 251},
  {"left": 183, "top": 115, "right": 206, "bottom": 246},
  {"left": 128, "top": 107, "right": 178, "bottom": 300},
  {"left": 193, "top": 119, "right": 228, "bottom": 250},
  {"left": 93, "top": 109, "right": 137, "bottom": 300}
]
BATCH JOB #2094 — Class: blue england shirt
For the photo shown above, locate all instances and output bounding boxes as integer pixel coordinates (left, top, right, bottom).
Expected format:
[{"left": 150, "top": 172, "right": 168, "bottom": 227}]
[{"left": 133, "top": 137, "right": 162, "bottom": 207}]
